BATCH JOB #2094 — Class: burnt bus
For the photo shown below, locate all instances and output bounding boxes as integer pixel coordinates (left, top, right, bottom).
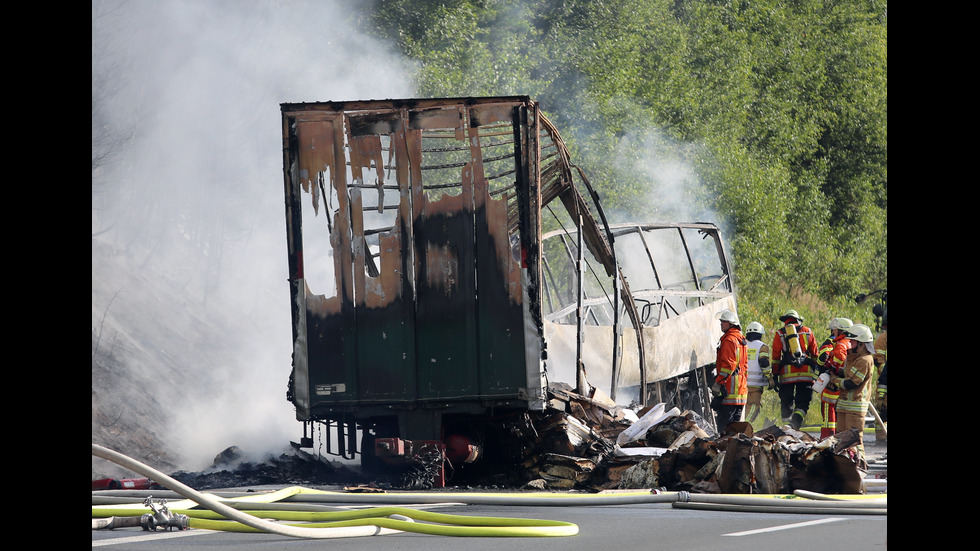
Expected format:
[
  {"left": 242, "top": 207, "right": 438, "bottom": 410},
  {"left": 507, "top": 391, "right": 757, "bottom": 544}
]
[{"left": 280, "top": 97, "right": 736, "bottom": 483}]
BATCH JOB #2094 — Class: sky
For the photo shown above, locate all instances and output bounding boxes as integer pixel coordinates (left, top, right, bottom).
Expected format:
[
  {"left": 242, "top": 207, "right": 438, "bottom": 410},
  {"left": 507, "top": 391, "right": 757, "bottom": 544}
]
[{"left": 92, "top": 0, "right": 415, "bottom": 470}]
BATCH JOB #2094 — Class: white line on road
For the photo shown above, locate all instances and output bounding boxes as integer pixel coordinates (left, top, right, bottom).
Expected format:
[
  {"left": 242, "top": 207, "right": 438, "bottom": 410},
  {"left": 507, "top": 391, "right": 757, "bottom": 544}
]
[
  {"left": 93, "top": 529, "right": 220, "bottom": 547},
  {"left": 723, "top": 517, "right": 846, "bottom": 536}
]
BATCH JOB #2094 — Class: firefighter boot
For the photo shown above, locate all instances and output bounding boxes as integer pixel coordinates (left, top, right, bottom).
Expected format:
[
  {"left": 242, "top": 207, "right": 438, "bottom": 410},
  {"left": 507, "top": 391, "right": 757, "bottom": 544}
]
[{"left": 789, "top": 410, "right": 805, "bottom": 430}]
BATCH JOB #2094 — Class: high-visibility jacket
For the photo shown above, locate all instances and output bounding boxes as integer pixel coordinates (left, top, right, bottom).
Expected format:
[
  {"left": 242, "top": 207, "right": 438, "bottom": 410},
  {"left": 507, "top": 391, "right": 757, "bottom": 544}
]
[
  {"left": 816, "top": 337, "right": 835, "bottom": 368},
  {"left": 817, "top": 334, "right": 850, "bottom": 404},
  {"left": 771, "top": 323, "right": 819, "bottom": 384},
  {"left": 836, "top": 345, "right": 874, "bottom": 415},
  {"left": 874, "top": 330, "right": 887, "bottom": 393},
  {"left": 715, "top": 327, "right": 748, "bottom": 405},
  {"left": 745, "top": 339, "right": 771, "bottom": 389}
]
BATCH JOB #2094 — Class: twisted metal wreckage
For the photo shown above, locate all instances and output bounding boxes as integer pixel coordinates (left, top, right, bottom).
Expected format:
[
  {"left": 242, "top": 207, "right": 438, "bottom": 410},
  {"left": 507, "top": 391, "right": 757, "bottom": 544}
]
[{"left": 279, "top": 96, "right": 874, "bottom": 492}]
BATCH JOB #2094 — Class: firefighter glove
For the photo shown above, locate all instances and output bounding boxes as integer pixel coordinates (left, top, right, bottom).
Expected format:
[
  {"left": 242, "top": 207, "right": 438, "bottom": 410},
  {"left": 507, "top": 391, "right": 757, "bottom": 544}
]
[
  {"left": 711, "top": 382, "right": 723, "bottom": 397},
  {"left": 767, "top": 376, "right": 777, "bottom": 390},
  {"left": 710, "top": 395, "right": 722, "bottom": 411}
]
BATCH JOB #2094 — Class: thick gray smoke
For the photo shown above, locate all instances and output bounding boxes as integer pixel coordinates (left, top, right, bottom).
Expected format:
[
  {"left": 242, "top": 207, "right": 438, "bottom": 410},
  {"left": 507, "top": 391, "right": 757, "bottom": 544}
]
[{"left": 92, "top": 0, "right": 413, "bottom": 470}]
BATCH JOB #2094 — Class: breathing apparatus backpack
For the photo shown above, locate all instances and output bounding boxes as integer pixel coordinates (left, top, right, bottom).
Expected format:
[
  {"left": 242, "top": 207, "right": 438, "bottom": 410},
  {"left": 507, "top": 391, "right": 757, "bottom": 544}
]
[{"left": 783, "top": 324, "right": 806, "bottom": 366}]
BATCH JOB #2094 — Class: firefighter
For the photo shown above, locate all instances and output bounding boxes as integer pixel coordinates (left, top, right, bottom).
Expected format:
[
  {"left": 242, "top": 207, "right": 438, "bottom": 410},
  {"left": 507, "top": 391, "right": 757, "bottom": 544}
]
[
  {"left": 830, "top": 323, "right": 876, "bottom": 467},
  {"left": 771, "top": 309, "right": 820, "bottom": 430},
  {"left": 815, "top": 317, "right": 852, "bottom": 439},
  {"left": 711, "top": 309, "right": 748, "bottom": 434},
  {"left": 873, "top": 312, "right": 887, "bottom": 443},
  {"left": 743, "top": 321, "right": 773, "bottom": 427}
]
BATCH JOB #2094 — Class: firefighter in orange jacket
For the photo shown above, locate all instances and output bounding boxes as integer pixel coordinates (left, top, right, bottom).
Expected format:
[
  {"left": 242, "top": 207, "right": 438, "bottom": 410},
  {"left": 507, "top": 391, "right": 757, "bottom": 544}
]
[
  {"left": 815, "top": 317, "right": 852, "bottom": 439},
  {"left": 830, "top": 323, "right": 876, "bottom": 467},
  {"left": 711, "top": 309, "right": 748, "bottom": 434},
  {"left": 771, "top": 309, "right": 819, "bottom": 430}
]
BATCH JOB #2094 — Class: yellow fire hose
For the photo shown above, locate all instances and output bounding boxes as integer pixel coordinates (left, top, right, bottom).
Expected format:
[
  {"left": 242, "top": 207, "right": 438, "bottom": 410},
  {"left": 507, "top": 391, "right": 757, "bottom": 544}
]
[
  {"left": 92, "top": 443, "right": 578, "bottom": 537},
  {"left": 94, "top": 442, "right": 886, "bottom": 537}
]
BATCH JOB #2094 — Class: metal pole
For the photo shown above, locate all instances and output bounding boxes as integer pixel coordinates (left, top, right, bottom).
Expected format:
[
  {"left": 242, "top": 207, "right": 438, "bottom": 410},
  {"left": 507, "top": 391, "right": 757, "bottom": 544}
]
[{"left": 576, "top": 213, "right": 586, "bottom": 395}]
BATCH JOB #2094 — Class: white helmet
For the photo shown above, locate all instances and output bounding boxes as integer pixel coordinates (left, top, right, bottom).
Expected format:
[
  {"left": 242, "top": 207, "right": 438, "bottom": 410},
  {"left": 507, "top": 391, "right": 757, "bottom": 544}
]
[
  {"left": 746, "top": 321, "right": 765, "bottom": 334},
  {"left": 779, "top": 309, "right": 804, "bottom": 323},
  {"left": 828, "top": 317, "right": 853, "bottom": 331},
  {"left": 718, "top": 309, "right": 740, "bottom": 326},
  {"left": 843, "top": 323, "right": 874, "bottom": 343}
]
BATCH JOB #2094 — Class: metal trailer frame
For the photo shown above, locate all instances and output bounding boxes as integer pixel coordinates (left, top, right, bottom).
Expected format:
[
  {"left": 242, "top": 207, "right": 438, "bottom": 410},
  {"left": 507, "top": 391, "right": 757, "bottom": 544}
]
[{"left": 279, "top": 97, "right": 736, "bottom": 467}]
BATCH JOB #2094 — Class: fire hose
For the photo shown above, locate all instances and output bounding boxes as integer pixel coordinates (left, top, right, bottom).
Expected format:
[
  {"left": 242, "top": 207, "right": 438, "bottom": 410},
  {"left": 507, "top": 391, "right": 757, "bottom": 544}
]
[
  {"left": 94, "top": 442, "right": 886, "bottom": 537},
  {"left": 868, "top": 402, "right": 887, "bottom": 439},
  {"left": 95, "top": 486, "right": 680, "bottom": 507},
  {"left": 93, "top": 443, "right": 579, "bottom": 537},
  {"left": 672, "top": 491, "right": 886, "bottom": 515}
]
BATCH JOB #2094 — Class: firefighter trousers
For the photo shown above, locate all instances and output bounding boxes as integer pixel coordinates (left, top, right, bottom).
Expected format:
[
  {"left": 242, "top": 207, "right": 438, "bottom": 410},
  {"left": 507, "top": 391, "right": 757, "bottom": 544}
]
[
  {"left": 837, "top": 409, "right": 867, "bottom": 462},
  {"left": 778, "top": 381, "right": 812, "bottom": 428},
  {"left": 820, "top": 401, "right": 837, "bottom": 439},
  {"left": 715, "top": 404, "right": 744, "bottom": 435},
  {"left": 745, "top": 386, "right": 764, "bottom": 424}
]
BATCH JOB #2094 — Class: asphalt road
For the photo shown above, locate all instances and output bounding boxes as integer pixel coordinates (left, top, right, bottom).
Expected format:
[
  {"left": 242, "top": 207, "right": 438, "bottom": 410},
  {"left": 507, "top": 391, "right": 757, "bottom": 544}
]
[
  {"left": 92, "top": 435, "right": 887, "bottom": 549},
  {"left": 91, "top": 499, "right": 886, "bottom": 550}
]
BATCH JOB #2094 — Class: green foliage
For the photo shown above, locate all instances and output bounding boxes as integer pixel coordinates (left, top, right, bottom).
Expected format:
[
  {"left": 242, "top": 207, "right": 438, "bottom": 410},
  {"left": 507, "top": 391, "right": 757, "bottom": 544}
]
[{"left": 354, "top": 0, "right": 886, "bottom": 322}]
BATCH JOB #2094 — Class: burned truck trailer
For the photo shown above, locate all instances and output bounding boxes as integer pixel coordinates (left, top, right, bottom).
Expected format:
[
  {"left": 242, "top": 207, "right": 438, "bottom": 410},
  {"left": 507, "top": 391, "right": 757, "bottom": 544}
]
[{"left": 280, "top": 97, "right": 736, "bottom": 481}]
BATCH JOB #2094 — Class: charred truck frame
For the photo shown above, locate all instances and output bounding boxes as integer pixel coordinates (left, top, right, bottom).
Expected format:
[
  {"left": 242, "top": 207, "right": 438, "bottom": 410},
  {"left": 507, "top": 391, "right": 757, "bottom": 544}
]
[{"left": 280, "top": 97, "right": 737, "bottom": 485}]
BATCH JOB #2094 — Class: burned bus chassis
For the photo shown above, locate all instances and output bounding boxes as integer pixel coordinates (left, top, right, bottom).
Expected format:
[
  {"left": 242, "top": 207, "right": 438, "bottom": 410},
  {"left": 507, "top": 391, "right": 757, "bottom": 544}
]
[{"left": 280, "top": 97, "right": 736, "bottom": 484}]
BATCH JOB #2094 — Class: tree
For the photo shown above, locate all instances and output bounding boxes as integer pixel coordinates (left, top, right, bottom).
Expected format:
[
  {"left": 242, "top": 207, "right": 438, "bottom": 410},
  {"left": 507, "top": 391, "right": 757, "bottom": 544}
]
[{"left": 354, "top": 0, "right": 886, "bottom": 311}]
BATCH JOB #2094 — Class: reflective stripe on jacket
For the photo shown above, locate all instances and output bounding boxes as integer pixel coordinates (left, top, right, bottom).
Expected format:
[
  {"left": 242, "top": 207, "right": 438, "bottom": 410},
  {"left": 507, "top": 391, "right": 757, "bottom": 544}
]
[
  {"left": 745, "top": 339, "right": 770, "bottom": 388},
  {"left": 771, "top": 323, "right": 819, "bottom": 384},
  {"left": 873, "top": 330, "right": 887, "bottom": 366},
  {"left": 836, "top": 347, "right": 874, "bottom": 414},
  {"left": 716, "top": 327, "right": 748, "bottom": 405},
  {"left": 819, "top": 335, "right": 850, "bottom": 404}
]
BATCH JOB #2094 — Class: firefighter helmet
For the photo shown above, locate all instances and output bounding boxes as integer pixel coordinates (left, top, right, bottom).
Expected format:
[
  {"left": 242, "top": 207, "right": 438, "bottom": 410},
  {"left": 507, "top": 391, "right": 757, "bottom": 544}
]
[
  {"left": 746, "top": 321, "right": 765, "bottom": 334},
  {"left": 718, "top": 309, "right": 740, "bottom": 326},
  {"left": 843, "top": 323, "right": 874, "bottom": 343},
  {"left": 779, "top": 309, "right": 803, "bottom": 323},
  {"left": 828, "top": 317, "right": 853, "bottom": 331}
]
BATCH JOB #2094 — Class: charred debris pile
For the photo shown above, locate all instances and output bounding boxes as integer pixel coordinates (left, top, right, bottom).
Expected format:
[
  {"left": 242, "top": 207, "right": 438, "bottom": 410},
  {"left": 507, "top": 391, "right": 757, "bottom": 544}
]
[
  {"left": 162, "top": 383, "right": 870, "bottom": 494},
  {"left": 517, "top": 382, "right": 868, "bottom": 494}
]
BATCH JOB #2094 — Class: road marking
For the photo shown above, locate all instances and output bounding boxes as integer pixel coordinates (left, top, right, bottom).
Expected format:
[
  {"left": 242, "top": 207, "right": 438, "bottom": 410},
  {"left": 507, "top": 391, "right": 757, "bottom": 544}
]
[
  {"left": 92, "top": 529, "right": 219, "bottom": 547},
  {"left": 723, "top": 517, "right": 846, "bottom": 536}
]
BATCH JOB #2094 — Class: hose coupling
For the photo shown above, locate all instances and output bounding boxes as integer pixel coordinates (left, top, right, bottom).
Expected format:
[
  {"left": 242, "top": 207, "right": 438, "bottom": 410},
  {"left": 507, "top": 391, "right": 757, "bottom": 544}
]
[{"left": 140, "top": 496, "right": 190, "bottom": 531}]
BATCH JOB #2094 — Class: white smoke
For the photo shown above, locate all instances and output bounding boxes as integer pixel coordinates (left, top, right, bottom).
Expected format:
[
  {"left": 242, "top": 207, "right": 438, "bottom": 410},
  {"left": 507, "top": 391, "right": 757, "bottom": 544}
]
[
  {"left": 92, "top": 0, "right": 414, "bottom": 470},
  {"left": 612, "top": 126, "right": 722, "bottom": 230}
]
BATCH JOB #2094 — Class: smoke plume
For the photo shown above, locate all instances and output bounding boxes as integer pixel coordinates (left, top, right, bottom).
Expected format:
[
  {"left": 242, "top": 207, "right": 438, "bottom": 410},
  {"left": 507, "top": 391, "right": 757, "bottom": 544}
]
[{"left": 92, "top": 0, "right": 413, "bottom": 471}]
